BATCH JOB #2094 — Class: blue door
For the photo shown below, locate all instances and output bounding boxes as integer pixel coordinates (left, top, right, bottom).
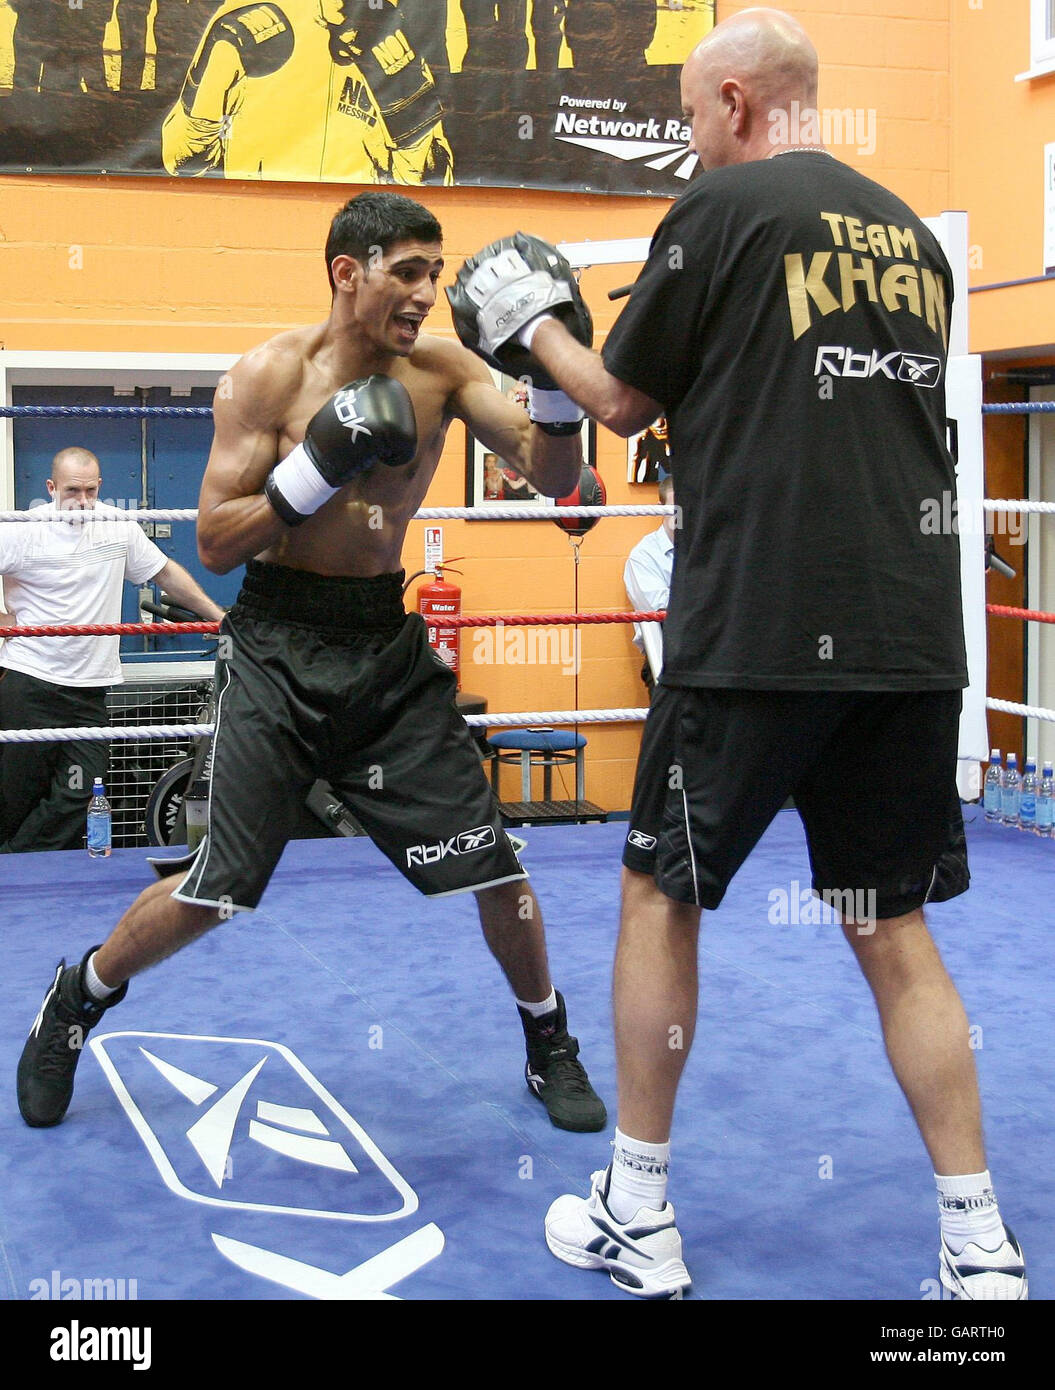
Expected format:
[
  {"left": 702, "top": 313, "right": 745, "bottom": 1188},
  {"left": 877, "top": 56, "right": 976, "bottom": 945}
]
[{"left": 11, "top": 385, "right": 243, "bottom": 664}]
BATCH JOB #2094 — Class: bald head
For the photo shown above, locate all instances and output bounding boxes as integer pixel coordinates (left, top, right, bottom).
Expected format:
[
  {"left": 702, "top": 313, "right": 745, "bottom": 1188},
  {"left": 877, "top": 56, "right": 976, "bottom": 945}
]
[
  {"left": 48, "top": 447, "right": 101, "bottom": 510},
  {"left": 681, "top": 8, "right": 820, "bottom": 169}
]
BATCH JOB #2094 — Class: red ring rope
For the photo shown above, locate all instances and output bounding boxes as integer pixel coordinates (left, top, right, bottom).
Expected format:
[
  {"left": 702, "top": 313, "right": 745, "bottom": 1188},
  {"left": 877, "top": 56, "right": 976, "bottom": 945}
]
[
  {"left": 8, "top": 608, "right": 1055, "bottom": 640},
  {"left": 986, "top": 604, "right": 1055, "bottom": 625},
  {"left": 0, "top": 611, "right": 670, "bottom": 638}
]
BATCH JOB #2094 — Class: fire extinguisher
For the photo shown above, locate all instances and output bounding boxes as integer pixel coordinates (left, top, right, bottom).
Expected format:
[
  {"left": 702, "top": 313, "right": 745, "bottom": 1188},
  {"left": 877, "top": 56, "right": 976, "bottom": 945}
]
[{"left": 406, "top": 562, "right": 463, "bottom": 686}]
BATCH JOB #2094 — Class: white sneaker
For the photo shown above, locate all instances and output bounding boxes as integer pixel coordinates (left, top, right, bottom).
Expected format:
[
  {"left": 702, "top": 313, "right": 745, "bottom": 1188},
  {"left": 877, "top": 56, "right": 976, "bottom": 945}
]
[
  {"left": 939, "top": 1225, "right": 1028, "bottom": 1300},
  {"left": 545, "top": 1168, "right": 692, "bottom": 1299}
]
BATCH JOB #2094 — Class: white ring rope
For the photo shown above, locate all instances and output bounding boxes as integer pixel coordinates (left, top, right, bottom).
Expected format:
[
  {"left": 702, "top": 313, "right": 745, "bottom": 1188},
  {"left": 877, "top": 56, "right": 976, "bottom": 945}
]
[
  {"left": 1, "top": 499, "right": 1052, "bottom": 523},
  {"left": 0, "top": 505, "right": 674, "bottom": 523},
  {"left": 4, "top": 702, "right": 1052, "bottom": 743},
  {"left": 0, "top": 708, "right": 652, "bottom": 745},
  {"left": 985, "top": 698, "right": 1055, "bottom": 724},
  {"left": 982, "top": 500, "right": 1055, "bottom": 514}
]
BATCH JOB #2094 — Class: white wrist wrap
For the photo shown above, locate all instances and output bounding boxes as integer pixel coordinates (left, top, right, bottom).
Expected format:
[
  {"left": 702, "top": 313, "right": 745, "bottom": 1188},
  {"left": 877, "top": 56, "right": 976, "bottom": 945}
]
[
  {"left": 268, "top": 442, "right": 340, "bottom": 518},
  {"left": 517, "top": 313, "right": 552, "bottom": 351},
  {"left": 527, "top": 385, "right": 584, "bottom": 426}
]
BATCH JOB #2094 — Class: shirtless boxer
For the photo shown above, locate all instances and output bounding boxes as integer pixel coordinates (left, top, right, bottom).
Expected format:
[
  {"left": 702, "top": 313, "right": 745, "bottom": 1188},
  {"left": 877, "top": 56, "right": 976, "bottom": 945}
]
[{"left": 17, "top": 191, "right": 606, "bottom": 1138}]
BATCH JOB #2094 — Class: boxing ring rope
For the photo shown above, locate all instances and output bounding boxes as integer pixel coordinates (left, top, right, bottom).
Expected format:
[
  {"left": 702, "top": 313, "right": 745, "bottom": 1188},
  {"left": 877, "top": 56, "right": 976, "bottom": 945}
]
[
  {"left": 986, "top": 699, "right": 1055, "bottom": 723},
  {"left": 0, "top": 505, "right": 673, "bottom": 523},
  {"left": 3, "top": 500, "right": 1054, "bottom": 521},
  {"left": 1, "top": 403, "right": 1053, "bottom": 759},
  {"left": 0, "top": 710, "right": 653, "bottom": 746},
  {"left": 3, "top": 402, "right": 1053, "bottom": 416},
  {"left": 1, "top": 611, "right": 666, "bottom": 638},
  {"left": 987, "top": 606, "right": 1055, "bottom": 625}
]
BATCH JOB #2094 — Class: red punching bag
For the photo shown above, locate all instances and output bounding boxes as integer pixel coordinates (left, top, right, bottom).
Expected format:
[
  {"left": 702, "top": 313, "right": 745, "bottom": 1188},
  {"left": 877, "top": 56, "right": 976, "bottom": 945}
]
[{"left": 553, "top": 464, "right": 606, "bottom": 537}]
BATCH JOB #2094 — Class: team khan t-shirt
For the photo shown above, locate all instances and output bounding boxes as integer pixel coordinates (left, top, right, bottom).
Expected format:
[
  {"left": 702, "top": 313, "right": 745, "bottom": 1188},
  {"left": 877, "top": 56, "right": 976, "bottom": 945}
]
[{"left": 603, "top": 152, "right": 968, "bottom": 691}]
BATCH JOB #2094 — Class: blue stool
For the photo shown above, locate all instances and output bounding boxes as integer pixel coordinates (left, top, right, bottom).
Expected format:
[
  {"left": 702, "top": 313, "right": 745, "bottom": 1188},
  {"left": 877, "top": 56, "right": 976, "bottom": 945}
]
[{"left": 487, "top": 727, "right": 587, "bottom": 803}]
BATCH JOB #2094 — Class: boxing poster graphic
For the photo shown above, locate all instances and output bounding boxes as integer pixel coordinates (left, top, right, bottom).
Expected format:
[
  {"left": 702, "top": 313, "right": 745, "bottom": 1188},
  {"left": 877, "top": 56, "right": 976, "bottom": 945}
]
[{"left": 0, "top": 1, "right": 714, "bottom": 193}]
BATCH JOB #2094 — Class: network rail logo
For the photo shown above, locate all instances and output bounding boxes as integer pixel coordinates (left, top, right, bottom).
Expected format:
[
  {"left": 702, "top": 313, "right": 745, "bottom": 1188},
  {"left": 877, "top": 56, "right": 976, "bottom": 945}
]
[{"left": 553, "top": 96, "right": 698, "bottom": 181}]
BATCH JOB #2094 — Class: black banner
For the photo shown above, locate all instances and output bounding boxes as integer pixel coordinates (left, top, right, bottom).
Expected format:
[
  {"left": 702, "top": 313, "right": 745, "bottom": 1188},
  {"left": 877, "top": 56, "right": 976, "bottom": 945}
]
[{"left": 0, "top": 0, "right": 714, "bottom": 195}]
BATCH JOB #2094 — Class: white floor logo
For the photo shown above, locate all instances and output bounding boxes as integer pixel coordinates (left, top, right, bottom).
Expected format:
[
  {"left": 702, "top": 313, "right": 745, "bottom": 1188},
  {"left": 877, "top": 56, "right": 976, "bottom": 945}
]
[
  {"left": 90, "top": 1032, "right": 418, "bottom": 1221},
  {"left": 90, "top": 1032, "right": 445, "bottom": 1299}
]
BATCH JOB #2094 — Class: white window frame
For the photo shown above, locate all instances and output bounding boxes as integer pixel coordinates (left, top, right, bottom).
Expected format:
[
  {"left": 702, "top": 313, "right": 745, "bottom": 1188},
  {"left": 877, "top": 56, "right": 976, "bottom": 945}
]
[{"left": 1016, "top": 0, "right": 1055, "bottom": 81}]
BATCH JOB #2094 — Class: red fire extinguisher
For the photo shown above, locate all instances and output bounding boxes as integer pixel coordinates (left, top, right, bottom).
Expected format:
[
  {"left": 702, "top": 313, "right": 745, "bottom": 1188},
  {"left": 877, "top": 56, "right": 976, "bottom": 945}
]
[{"left": 408, "top": 562, "right": 463, "bottom": 686}]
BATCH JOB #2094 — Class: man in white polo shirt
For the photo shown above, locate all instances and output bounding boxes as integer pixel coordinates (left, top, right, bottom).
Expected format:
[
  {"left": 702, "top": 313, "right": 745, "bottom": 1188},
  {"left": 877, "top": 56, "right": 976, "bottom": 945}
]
[
  {"left": 0, "top": 447, "right": 223, "bottom": 854},
  {"left": 623, "top": 472, "right": 676, "bottom": 693}
]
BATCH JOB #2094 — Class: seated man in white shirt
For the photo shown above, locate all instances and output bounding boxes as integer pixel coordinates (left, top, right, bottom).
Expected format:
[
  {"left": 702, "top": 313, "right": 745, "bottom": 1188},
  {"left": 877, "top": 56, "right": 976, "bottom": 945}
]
[
  {"left": 623, "top": 473, "right": 676, "bottom": 693},
  {"left": 0, "top": 447, "right": 224, "bottom": 854}
]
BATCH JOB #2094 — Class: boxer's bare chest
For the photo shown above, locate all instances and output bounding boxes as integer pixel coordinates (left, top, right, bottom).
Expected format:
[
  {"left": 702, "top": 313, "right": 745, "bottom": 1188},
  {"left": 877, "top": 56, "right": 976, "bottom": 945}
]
[{"left": 260, "top": 358, "right": 453, "bottom": 577}]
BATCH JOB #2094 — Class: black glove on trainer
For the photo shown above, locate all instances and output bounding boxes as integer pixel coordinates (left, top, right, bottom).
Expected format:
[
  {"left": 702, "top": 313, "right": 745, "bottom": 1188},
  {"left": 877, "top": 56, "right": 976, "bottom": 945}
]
[
  {"left": 264, "top": 376, "right": 417, "bottom": 527},
  {"left": 447, "top": 232, "right": 593, "bottom": 434}
]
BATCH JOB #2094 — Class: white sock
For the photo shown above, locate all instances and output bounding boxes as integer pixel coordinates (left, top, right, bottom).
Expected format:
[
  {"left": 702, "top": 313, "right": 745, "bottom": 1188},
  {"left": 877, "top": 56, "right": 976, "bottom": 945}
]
[
  {"left": 83, "top": 952, "right": 119, "bottom": 1002},
  {"left": 606, "top": 1128, "right": 670, "bottom": 1222},
  {"left": 935, "top": 1170, "right": 1006, "bottom": 1255},
  {"left": 516, "top": 989, "right": 557, "bottom": 1019}
]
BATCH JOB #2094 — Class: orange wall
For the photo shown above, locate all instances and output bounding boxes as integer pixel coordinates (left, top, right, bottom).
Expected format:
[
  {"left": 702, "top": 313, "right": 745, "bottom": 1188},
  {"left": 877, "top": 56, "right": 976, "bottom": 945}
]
[
  {"left": 951, "top": 2, "right": 1055, "bottom": 354},
  {"left": 0, "top": 1, "right": 962, "bottom": 810}
]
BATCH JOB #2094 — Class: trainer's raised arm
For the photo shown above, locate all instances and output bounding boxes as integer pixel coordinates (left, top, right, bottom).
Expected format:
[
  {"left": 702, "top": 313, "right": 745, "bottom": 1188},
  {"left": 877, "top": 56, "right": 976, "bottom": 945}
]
[
  {"left": 449, "top": 350, "right": 582, "bottom": 500},
  {"left": 448, "top": 230, "right": 662, "bottom": 440}
]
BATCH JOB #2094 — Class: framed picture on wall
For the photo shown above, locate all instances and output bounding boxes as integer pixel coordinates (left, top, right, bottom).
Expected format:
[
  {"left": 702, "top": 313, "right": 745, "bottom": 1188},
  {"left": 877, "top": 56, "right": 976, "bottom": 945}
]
[
  {"left": 465, "top": 369, "right": 595, "bottom": 516},
  {"left": 627, "top": 416, "right": 670, "bottom": 484}
]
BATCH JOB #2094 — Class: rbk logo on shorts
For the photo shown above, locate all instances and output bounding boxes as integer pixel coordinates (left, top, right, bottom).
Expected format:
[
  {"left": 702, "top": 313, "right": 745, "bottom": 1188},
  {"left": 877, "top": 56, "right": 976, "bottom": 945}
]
[
  {"left": 89, "top": 1033, "right": 417, "bottom": 1222},
  {"left": 814, "top": 345, "right": 942, "bottom": 387},
  {"left": 627, "top": 829, "right": 657, "bottom": 851},
  {"left": 405, "top": 825, "right": 496, "bottom": 866}
]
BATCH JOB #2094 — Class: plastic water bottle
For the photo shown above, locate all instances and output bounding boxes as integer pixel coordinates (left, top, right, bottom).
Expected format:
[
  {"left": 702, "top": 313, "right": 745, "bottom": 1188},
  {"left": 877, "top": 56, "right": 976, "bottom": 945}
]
[
  {"left": 86, "top": 778, "right": 112, "bottom": 859},
  {"left": 1001, "top": 753, "right": 1020, "bottom": 827},
  {"left": 183, "top": 776, "right": 209, "bottom": 852},
  {"left": 1037, "top": 763, "right": 1054, "bottom": 839},
  {"left": 1019, "top": 759, "right": 1038, "bottom": 833},
  {"left": 983, "top": 750, "right": 1002, "bottom": 822}
]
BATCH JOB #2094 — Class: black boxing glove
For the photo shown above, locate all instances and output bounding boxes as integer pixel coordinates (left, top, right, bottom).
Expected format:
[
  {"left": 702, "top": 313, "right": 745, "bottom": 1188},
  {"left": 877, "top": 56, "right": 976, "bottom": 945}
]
[
  {"left": 264, "top": 377, "right": 417, "bottom": 527},
  {"left": 447, "top": 232, "right": 593, "bottom": 434}
]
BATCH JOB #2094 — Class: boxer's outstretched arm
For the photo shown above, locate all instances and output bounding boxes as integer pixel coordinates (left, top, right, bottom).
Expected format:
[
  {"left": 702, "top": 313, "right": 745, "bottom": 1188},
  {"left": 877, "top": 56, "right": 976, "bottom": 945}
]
[
  {"left": 525, "top": 318, "right": 662, "bottom": 440},
  {"left": 196, "top": 354, "right": 290, "bottom": 575},
  {"left": 450, "top": 350, "right": 581, "bottom": 498}
]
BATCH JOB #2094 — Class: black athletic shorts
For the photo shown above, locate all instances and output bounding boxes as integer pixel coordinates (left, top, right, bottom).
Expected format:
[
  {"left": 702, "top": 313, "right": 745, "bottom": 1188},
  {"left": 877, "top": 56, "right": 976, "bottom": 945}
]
[
  {"left": 622, "top": 686, "right": 969, "bottom": 921},
  {"left": 155, "top": 561, "right": 525, "bottom": 912}
]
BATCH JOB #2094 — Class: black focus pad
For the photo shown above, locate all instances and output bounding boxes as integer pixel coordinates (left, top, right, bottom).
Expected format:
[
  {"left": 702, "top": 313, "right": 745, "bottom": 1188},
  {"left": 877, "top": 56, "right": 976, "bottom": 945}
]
[{"left": 446, "top": 231, "right": 593, "bottom": 382}]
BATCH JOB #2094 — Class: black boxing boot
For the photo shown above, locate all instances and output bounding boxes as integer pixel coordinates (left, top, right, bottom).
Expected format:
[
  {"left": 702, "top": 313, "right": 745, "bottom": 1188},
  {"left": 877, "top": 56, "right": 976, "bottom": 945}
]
[
  {"left": 17, "top": 946, "right": 128, "bottom": 1127},
  {"left": 519, "top": 991, "right": 607, "bottom": 1133}
]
